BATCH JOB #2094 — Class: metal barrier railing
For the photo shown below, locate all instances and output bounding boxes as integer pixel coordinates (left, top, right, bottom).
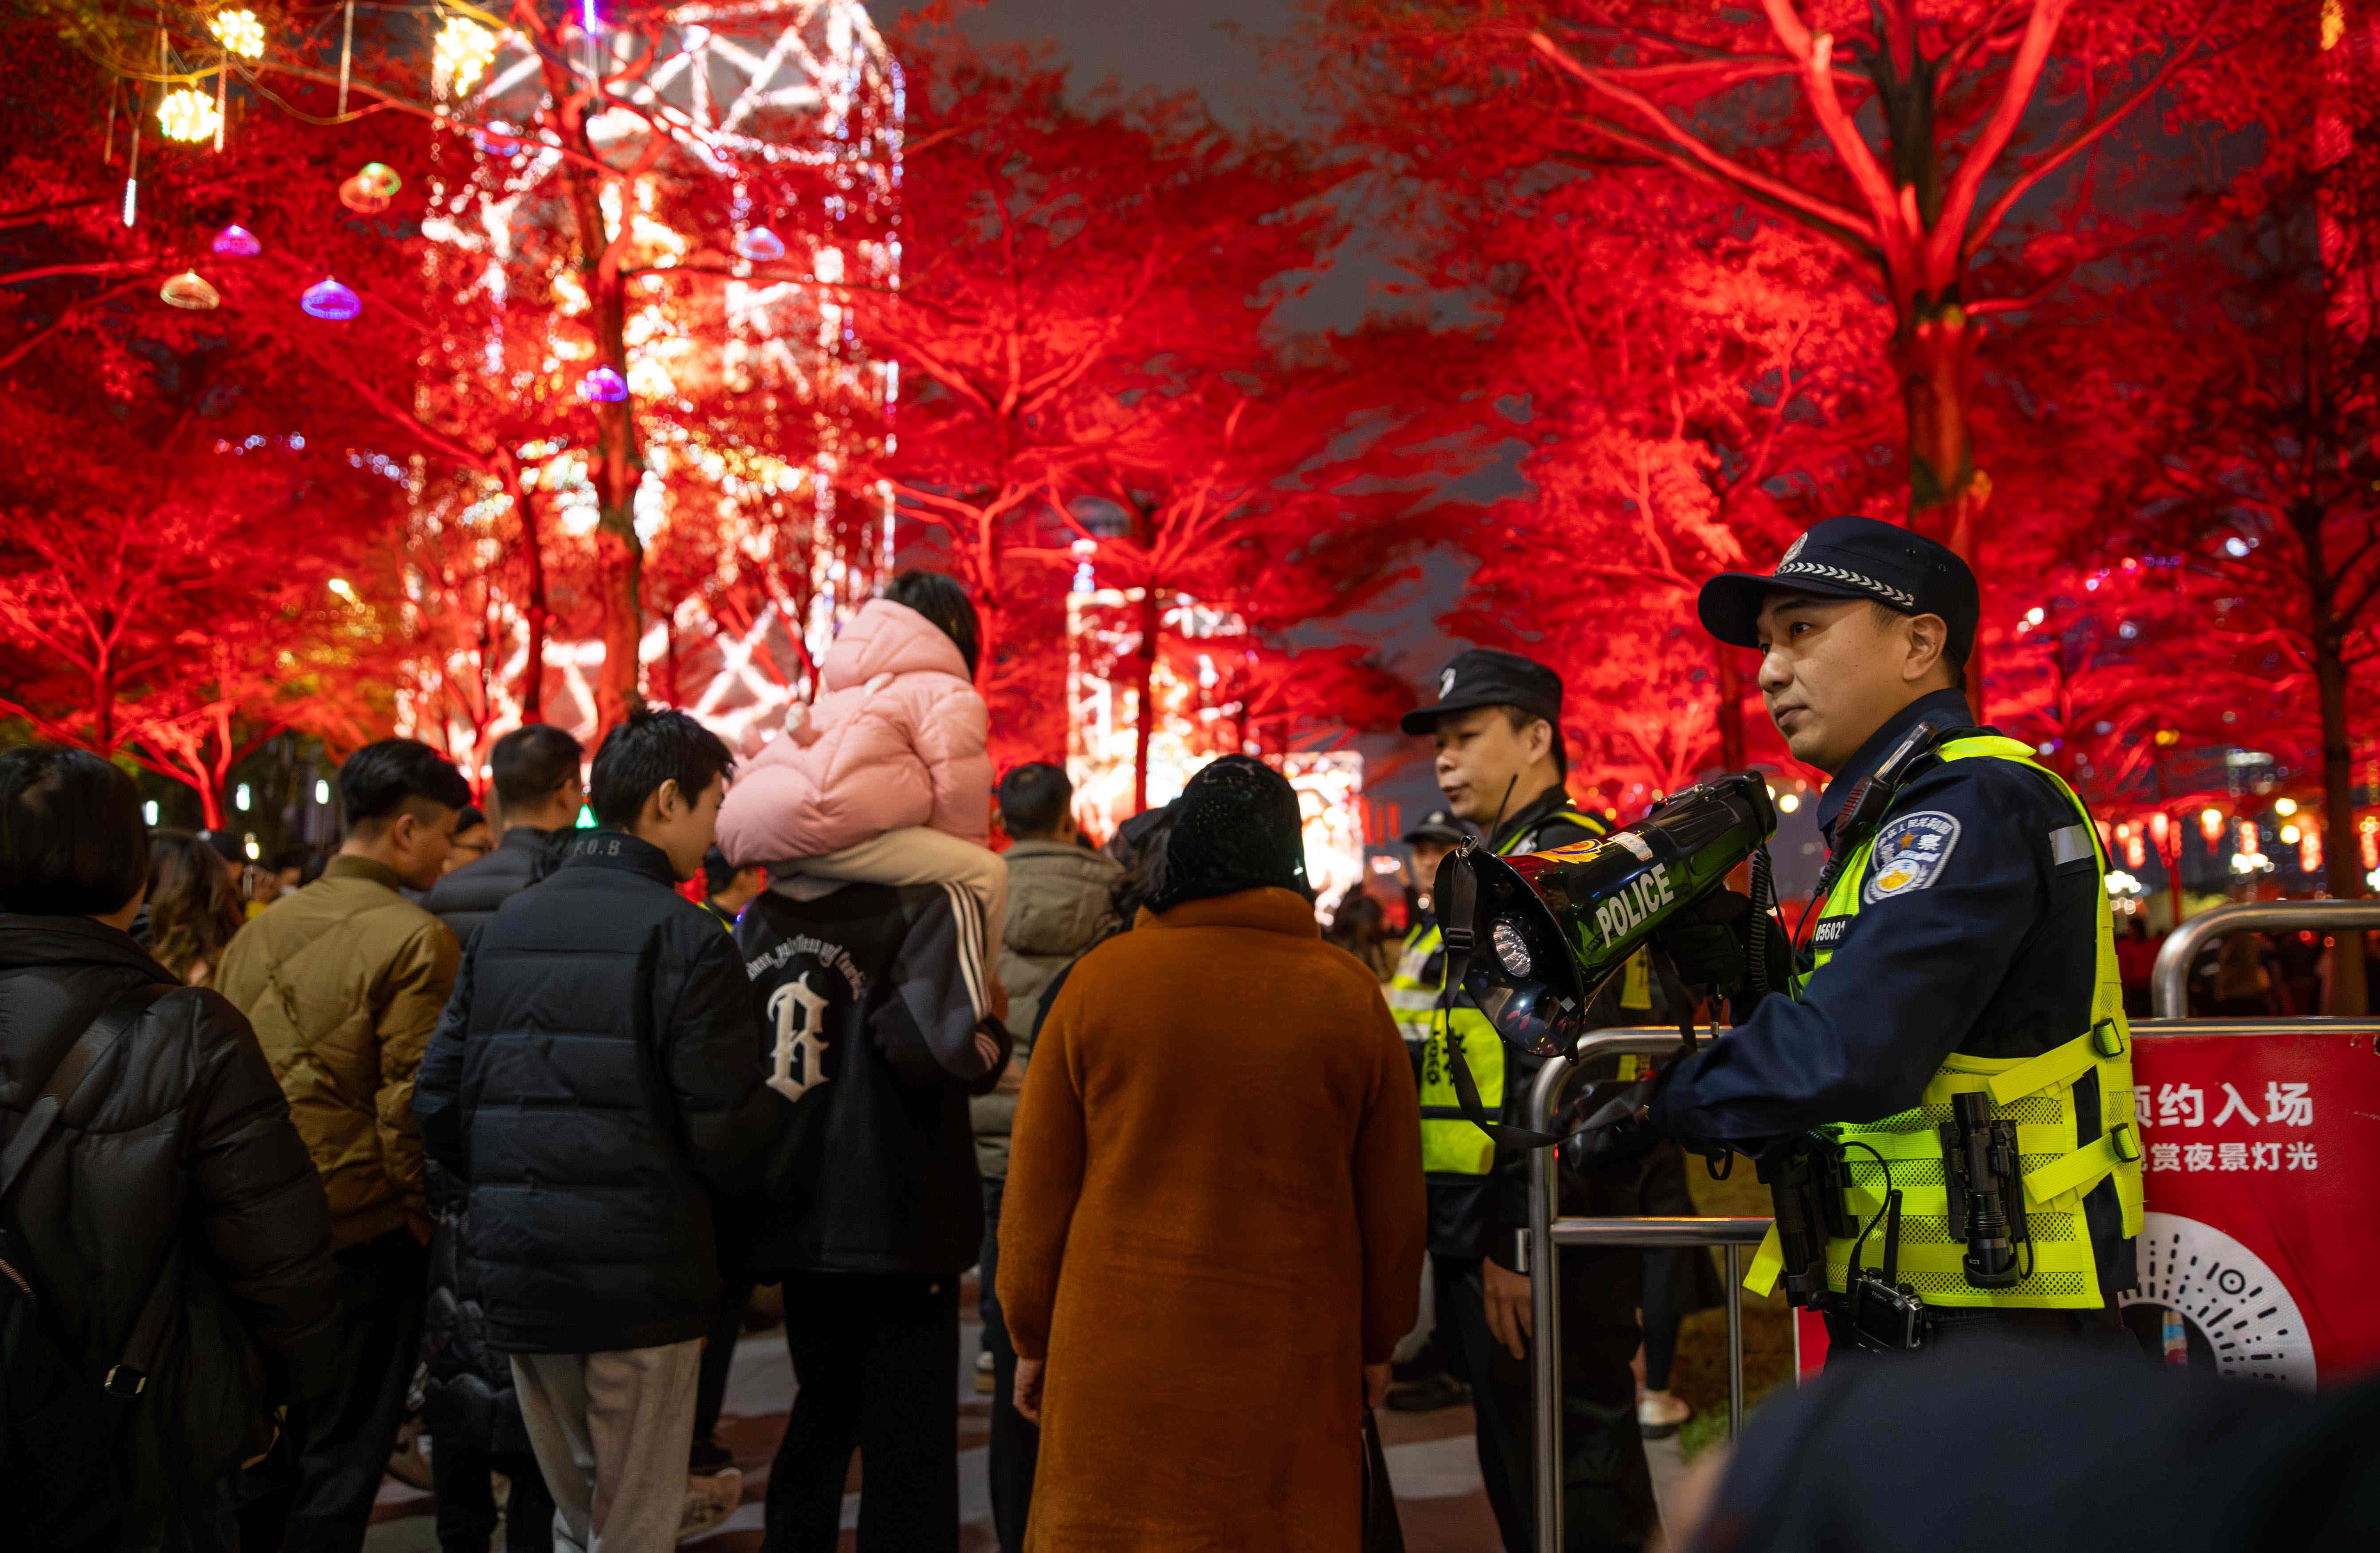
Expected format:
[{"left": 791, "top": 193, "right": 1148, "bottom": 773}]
[
  {"left": 2150, "top": 898, "right": 2380, "bottom": 1019},
  {"left": 1522, "top": 1028, "right": 1764, "bottom": 1553}
]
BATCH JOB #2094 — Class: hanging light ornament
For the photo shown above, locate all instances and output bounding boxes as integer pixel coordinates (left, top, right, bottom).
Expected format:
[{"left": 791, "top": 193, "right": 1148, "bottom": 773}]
[
  {"left": 208, "top": 9, "right": 266, "bottom": 58},
  {"left": 736, "top": 227, "right": 785, "bottom": 262},
  {"left": 2301, "top": 826, "right": 2322, "bottom": 875},
  {"left": 300, "top": 277, "right": 362, "bottom": 320},
  {"left": 211, "top": 223, "right": 261, "bottom": 257},
  {"left": 2199, "top": 807, "right": 2226, "bottom": 845},
  {"left": 434, "top": 17, "right": 498, "bottom": 96},
  {"left": 157, "top": 88, "right": 222, "bottom": 143},
  {"left": 159, "top": 271, "right": 221, "bottom": 310},
  {"left": 578, "top": 366, "right": 629, "bottom": 403},
  {"left": 338, "top": 162, "right": 402, "bottom": 214}
]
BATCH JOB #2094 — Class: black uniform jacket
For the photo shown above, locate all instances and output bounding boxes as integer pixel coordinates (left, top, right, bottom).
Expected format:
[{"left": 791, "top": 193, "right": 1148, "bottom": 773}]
[
  {"left": 1431, "top": 786, "right": 1636, "bottom": 1266},
  {"left": 423, "top": 824, "right": 572, "bottom": 947},
  {"left": 1649, "top": 688, "right": 2134, "bottom": 1290}
]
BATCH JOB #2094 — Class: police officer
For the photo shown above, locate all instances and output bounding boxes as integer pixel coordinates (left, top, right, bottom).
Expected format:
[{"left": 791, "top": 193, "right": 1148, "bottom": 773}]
[
  {"left": 1636, "top": 515, "right": 2143, "bottom": 1352},
  {"left": 1387, "top": 809, "right": 1474, "bottom": 1059},
  {"left": 1399, "top": 649, "right": 1656, "bottom": 1553}
]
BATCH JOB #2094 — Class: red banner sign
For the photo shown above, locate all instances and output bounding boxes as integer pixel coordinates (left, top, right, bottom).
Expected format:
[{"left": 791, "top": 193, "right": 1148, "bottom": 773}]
[{"left": 1797, "top": 1024, "right": 2380, "bottom": 1388}]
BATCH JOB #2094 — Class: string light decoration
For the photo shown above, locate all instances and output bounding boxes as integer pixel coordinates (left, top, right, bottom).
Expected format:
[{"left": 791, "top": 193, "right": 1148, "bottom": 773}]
[
  {"left": 208, "top": 9, "right": 265, "bottom": 59},
  {"left": 157, "top": 87, "right": 221, "bottom": 143},
  {"left": 300, "top": 276, "right": 362, "bottom": 320},
  {"left": 434, "top": 17, "right": 497, "bottom": 97},
  {"left": 401, "top": 1, "right": 905, "bottom": 753},
  {"left": 159, "top": 270, "right": 221, "bottom": 310},
  {"left": 211, "top": 223, "right": 261, "bottom": 256},
  {"left": 338, "top": 162, "right": 403, "bottom": 214}
]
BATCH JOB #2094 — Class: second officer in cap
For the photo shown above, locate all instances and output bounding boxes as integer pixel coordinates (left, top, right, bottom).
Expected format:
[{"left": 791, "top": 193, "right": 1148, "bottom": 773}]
[
  {"left": 1400, "top": 650, "right": 1657, "bottom": 1553},
  {"left": 1623, "top": 516, "right": 2143, "bottom": 1354}
]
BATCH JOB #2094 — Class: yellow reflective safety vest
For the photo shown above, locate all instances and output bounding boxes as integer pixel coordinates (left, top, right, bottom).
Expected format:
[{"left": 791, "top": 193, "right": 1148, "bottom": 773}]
[
  {"left": 1399, "top": 808, "right": 1609, "bottom": 1176},
  {"left": 1746, "top": 736, "right": 2145, "bottom": 1310}
]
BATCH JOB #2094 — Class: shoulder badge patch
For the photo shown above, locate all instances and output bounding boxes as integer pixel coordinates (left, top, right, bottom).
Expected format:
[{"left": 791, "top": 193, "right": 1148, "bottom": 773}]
[{"left": 1863, "top": 811, "right": 1962, "bottom": 904}]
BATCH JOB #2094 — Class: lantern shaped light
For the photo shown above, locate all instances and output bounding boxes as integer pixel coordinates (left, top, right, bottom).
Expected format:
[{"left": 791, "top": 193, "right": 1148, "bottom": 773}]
[
  {"left": 736, "top": 227, "right": 786, "bottom": 262},
  {"left": 300, "top": 277, "right": 362, "bottom": 320},
  {"left": 579, "top": 366, "right": 628, "bottom": 403},
  {"left": 2236, "top": 819, "right": 2258, "bottom": 857},
  {"left": 338, "top": 162, "right": 402, "bottom": 214},
  {"left": 2125, "top": 832, "right": 2145, "bottom": 870},
  {"left": 2361, "top": 815, "right": 2379, "bottom": 873},
  {"left": 160, "top": 271, "right": 221, "bottom": 310},
  {"left": 209, "top": 8, "right": 266, "bottom": 58},
  {"left": 434, "top": 18, "right": 497, "bottom": 95},
  {"left": 2199, "top": 807, "right": 2226, "bottom": 845},
  {"left": 2301, "top": 826, "right": 2322, "bottom": 875},
  {"left": 2149, "top": 810, "right": 2172, "bottom": 851},
  {"left": 157, "top": 88, "right": 222, "bottom": 144},
  {"left": 211, "top": 223, "right": 262, "bottom": 257}
]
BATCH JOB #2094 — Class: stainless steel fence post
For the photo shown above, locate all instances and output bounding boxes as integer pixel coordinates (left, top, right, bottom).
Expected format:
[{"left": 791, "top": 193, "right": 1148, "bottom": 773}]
[
  {"left": 1524, "top": 1029, "right": 1746, "bottom": 1553},
  {"left": 1723, "top": 1246, "right": 1744, "bottom": 1440},
  {"left": 2149, "top": 899, "right": 2380, "bottom": 1018}
]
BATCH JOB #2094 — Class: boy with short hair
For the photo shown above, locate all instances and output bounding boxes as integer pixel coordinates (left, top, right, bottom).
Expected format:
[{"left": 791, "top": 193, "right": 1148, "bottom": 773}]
[{"left": 416, "top": 709, "right": 779, "bottom": 1553}]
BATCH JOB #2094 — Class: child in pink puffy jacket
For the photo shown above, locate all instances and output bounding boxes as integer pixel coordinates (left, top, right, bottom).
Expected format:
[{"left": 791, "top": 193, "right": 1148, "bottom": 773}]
[{"left": 716, "top": 571, "right": 1009, "bottom": 1011}]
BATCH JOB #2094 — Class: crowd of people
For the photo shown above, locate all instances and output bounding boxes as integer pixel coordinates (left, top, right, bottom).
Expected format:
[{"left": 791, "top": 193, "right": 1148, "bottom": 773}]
[
  {"left": 18, "top": 539, "right": 2372, "bottom": 1553},
  {"left": 0, "top": 568, "right": 1469, "bottom": 1553}
]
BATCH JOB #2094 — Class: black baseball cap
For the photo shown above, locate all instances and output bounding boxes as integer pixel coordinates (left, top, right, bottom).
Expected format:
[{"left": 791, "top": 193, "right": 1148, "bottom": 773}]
[
  {"left": 1697, "top": 515, "right": 1979, "bottom": 663},
  {"left": 1402, "top": 809, "right": 1472, "bottom": 846},
  {"left": 1400, "top": 648, "right": 1563, "bottom": 736}
]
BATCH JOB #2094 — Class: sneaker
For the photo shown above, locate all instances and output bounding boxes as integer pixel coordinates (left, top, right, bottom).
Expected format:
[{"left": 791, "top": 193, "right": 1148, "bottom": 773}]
[
  {"left": 1385, "top": 1372, "right": 1471, "bottom": 1413},
  {"left": 679, "top": 1468, "right": 741, "bottom": 1543},
  {"left": 688, "top": 1434, "right": 733, "bottom": 1475},
  {"left": 975, "top": 1350, "right": 995, "bottom": 1396},
  {"left": 1637, "top": 1389, "right": 1692, "bottom": 1438},
  {"left": 385, "top": 1415, "right": 435, "bottom": 1492}
]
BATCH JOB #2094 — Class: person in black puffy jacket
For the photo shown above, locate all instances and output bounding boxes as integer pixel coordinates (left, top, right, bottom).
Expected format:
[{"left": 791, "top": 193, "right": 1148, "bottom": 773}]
[
  {"left": 0, "top": 746, "right": 341, "bottom": 1550},
  {"left": 416, "top": 710, "right": 780, "bottom": 1553},
  {"left": 423, "top": 724, "right": 586, "bottom": 947}
]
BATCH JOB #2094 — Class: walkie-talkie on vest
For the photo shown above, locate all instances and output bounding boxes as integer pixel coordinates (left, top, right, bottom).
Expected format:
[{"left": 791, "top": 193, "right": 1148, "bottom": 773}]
[{"left": 1942, "top": 1089, "right": 2029, "bottom": 1289}]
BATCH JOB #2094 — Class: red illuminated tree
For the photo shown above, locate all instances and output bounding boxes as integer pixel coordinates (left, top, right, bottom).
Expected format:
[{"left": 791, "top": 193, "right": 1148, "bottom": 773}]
[{"left": 1318, "top": 0, "right": 2285, "bottom": 608}]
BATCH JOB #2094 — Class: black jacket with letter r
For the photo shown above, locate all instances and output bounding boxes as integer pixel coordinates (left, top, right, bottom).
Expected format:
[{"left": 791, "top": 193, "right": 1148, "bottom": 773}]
[
  {"left": 414, "top": 831, "right": 780, "bottom": 1354},
  {"left": 734, "top": 880, "right": 1009, "bottom": 1279}
]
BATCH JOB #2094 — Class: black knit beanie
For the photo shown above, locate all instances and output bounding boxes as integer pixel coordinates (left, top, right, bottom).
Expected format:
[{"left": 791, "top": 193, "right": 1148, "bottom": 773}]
[{"left": 1145, "top": 755, "right": 1313, "bottom": 914}]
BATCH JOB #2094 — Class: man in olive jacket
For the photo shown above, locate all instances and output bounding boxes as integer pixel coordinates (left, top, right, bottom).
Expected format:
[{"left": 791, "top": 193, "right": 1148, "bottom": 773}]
[{"left": 217, "top": 738, "right": 471, "bottom": 1553}]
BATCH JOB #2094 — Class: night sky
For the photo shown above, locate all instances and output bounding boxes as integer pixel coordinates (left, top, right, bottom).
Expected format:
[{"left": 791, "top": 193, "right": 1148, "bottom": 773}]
[{"left": 893, "top": 0, "right": 1481, "bottom": 830}]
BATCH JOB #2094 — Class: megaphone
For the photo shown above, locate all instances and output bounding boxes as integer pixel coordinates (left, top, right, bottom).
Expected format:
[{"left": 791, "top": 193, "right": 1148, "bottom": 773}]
[{"left": 1433, "top": 772, "right": 1777, "bottom": 1058}]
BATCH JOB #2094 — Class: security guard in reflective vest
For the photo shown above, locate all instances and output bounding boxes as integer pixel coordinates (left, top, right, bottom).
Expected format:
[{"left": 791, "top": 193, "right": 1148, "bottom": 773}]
[
  {"left": 1387, "top": 808, "right": 1474, "bottom": 1059},
  {"left": 1632, "top": 515, "right": 2144, "bottom": 1354},
  {"left": 1399, "top": 650, "right": 1657, "bottom": 1553}
]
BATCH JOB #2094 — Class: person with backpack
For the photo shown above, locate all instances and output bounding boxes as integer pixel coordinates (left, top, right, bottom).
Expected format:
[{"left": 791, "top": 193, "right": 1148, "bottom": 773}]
[{"left": 0, "top": 745, "right": 340, "bottom": 1550}]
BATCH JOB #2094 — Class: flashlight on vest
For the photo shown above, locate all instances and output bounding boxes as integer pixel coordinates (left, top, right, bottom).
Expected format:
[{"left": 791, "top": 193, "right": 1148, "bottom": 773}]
[
  {"left": 1433, "top": 772, "right": 1776, "bottom": 1058},
  {"left": 1943, "top": 1090, "right": 2027, "bottom": 1290}
]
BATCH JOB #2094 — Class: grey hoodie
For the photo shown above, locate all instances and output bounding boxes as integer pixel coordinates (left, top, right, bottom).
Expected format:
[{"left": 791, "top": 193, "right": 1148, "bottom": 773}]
[{"left": 977, "top": 838, "right": 1121, "bottom": 1177}]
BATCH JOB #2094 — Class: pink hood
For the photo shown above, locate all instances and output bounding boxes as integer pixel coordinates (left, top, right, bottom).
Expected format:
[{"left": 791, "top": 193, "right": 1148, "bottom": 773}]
[{"left": 716, "top": 598, "right": 992, "bottom": 865}]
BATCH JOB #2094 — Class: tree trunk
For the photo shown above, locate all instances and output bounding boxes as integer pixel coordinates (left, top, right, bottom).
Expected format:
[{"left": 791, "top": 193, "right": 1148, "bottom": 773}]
[
  {"left": 515, "top": 470, "right": 549, "bottom": 722},
  {"left": 1895, "top": 298, "right": 1991, "bottom": 713},
  {"left": 1133, "top": 586, "right": 1160, "bottom": 815},
  {"left": 1714, "top": 645, "right": 1745, "bottom": 771},
  {"left": 2301, "top": 501, "right": 2368, "bottom": 1014}
]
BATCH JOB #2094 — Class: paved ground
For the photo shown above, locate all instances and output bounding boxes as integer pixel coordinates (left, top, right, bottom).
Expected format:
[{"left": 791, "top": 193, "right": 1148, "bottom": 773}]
[{"left": 366, "top": 1276, "right": 1692, "bottom": 1551}]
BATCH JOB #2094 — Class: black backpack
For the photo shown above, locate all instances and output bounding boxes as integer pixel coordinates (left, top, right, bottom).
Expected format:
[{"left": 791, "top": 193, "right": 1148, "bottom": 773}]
[{"left": 0, "top": 983, "right": 179, "bottom": 1548}]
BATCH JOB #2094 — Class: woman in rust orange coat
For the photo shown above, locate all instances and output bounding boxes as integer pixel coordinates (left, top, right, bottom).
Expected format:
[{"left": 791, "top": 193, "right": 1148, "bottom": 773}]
[{"left": 997, "top": 755, "right": 1428, "bottom": 1552}]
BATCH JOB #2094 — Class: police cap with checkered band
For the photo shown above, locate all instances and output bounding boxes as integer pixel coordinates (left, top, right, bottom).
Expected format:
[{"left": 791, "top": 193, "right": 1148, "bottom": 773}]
[{"left": 1697, "top": 515, "right": 1979, "bottom": 664}]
